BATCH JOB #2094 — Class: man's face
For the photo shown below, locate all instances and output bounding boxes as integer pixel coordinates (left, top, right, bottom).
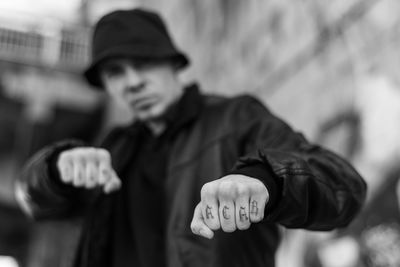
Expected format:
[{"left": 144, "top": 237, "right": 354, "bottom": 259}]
[{"left": 99, "top": 58, "right": 183, "bottom": 122}]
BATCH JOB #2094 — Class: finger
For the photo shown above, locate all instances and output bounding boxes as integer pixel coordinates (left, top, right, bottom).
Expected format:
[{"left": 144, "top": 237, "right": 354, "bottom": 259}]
[
  {"left": 217, "top": 181, "right": 237, "bottom": 232},
  {"left": 98, "top": 166, "right": 112, "bottom": 185},
  {"left": 57, "top": 153, "right": 73, "bottom": 183},
  {"left": 249, "top": 192, "right": 268, "bottom": 223},
  {"left": 103, "top": 179, "right": 120, "bottom": 194},
  {"left": 98, "top": 156, "right": 113, "bottom": 185},
  {"left": 190, "top": 203, "right": 214, "bottom": 239},
  {"left": 72, "top": 161, "right": 86, "bottom": 187},
  {"left": 85, "top": 161, "right": 98, "bottom": 189},
  {"left": 103, "top": 171, "right": 121, "bottom": 194},
  {"left": 97, "top": 150, "right": 112, "bottom": 184},
  {"left": 218, "top": 200, "right": 236, "bottom": 232},
  {"left": 59, "top": 162, "right": 73, "bottom": 183},
  {"left": 235, "top": 186, "right": 251, "bottom": 230},
  {"left": 200, "top": 182, "right": 220, "bottom": 230}
]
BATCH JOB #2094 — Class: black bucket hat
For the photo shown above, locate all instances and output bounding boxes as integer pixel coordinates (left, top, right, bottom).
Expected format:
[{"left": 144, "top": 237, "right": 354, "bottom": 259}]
[{"left": 84, "top": 8, "right": 190, "bottom": 88}]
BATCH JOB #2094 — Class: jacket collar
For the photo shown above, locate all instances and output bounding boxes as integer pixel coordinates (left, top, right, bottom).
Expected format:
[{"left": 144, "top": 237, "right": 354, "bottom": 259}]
[
  {"left": 127, "top": 83, "right": 203, "bottom": 138},
  {"left": 164, "top": 83, "right": 203, "bottom": 136}
]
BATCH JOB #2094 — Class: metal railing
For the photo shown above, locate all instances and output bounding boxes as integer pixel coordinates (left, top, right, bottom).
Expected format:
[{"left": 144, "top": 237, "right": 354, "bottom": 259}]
[{"left": 0, "top": 20, "right": 90, "bottom": 72}]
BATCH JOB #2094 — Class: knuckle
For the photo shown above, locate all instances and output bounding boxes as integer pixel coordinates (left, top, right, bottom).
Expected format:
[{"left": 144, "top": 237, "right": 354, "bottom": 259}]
[
  {"left": 86, "top": 148, "right": 99, "bottom": 160},
  {"left": 71, "top": 147, "right": 85, "bottom": 156},
  {"left": 77, "top": 164, "right": 85, "bottom": 174},
  {"left": 70, "top": 152, "right": 86, "bottom": 165},
  {"left": 208, "top": 221, "right": 220, "bottom": 230},
  {"left": 237, "top": 223, "right": 251, "bottom": 231},
  {"left": 85, "top": 181, "right": 96, "bottom": 189},
  {"left": 251, "top": 217, "right": 263, "bottom": 223},
  {"left": 250, "top": 209, "right": 264, "bottom": 222},
  {"left": 97, "top": 149, "right": 111, "bottom": 161},
  {"left": 252, "top": 180, "right": 267, "bottom": 194},
  {"left": 221, "top": 222, "right": 236, "bottom": 233},
  {"left": 254, "top": 191, "right": 268, "bottom": 206},
  {"left": 236, "top": 183, "right": 249, "bottom": 197},
  {"left": 58, "top": 151, "right": 67, "bottom": 162},
  {"left": 86, "top": 169, "right": 96, "bottom": 182},
  {"left": 73, "top": 177, "right": 84, "bottom": 186},
  {"left": 205, "top": 221, "right": 215, "bottom": 229},
  {"left": 218, "top": 180, "right": 237, "bottom": 198},
  {"left": 56, "top": 158, "right": 65, "bottom": 170},
  {"left": 58, "top": 150, "right": 72, "bottom": 165},
  {"left": 87, "top": 160, "right": 98, "bottom": 171},
  {"left": 84, "top": 183, "right": 92, "bottom": 189},
  {"left": 190, "top": 221, "right": 200, "bottom": 233},
  {"left": 99, "top": 168, "right": 111, "bottom": 181},
  {"left": 200, "top": 182, "right": 216, "bottom": 199}
]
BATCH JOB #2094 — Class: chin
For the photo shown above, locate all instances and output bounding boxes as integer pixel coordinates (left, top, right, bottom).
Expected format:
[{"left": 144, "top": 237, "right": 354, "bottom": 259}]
[{"left": 137, "top": 106, "right": 166, "bottom": 122}]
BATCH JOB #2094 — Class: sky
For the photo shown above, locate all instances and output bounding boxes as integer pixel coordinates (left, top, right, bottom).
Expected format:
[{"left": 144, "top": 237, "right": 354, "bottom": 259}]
[{"left": 0, "top": 0, "right": 82, "bottom": 22}]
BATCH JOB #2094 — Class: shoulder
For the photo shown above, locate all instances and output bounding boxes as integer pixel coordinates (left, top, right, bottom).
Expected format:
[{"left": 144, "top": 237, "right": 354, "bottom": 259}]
[
  {"left": 202, "top": 93, "right": 259, "bottom": 106},
  {"left": 99, "top": 122, "right": 140, "bottom": 149},
  {"left": 201, "top": 92, "right": 271, "bottom": 120},
  {"left": 196, "top": 92, "right": 277, "bottom": 139}
]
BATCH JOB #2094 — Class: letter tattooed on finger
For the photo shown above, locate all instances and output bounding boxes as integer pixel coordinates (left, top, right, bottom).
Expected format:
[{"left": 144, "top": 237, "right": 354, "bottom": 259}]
[
  {"left": 239, "top": 206, "right": 248, "bottom": 221},
  {"left": 250, "top": 200, "right": 258, "bottom": 216},
  {"left": 102, "top": 169, "right": 110, "bottom": 177},
  {"left": 206, "top": 205, "right": 214, "bottom": 219},
  {"left": 222, "top": 206, "right": 230, "bottom": 220}
]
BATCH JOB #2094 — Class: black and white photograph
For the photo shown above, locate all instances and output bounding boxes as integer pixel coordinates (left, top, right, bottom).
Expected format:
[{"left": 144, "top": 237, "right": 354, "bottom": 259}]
[{"left": 0, "top": 1, "right": 399, "bottom": 267}]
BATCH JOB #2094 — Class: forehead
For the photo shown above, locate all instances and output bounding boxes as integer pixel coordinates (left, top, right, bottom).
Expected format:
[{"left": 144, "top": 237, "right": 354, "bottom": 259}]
[
  {"left": 97, "top": 57, "right": 178, "bottom": 76},
  {"left": 99, "top": 57, "right": 148, "bottom": 69}
]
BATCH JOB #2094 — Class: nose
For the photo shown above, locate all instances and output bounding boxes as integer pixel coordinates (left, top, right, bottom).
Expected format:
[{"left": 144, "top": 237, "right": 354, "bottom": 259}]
[{"left": 124, "top": 66, "right": 145, "bottom": 93}]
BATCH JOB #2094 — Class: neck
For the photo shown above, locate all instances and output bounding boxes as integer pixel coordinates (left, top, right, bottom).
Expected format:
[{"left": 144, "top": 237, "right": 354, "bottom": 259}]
[
  {"left": 145, "top": 80, "right": 185, "bottom": 136},
  {"left": 146, "top": 120, "right": 167, "bottom": 136}
]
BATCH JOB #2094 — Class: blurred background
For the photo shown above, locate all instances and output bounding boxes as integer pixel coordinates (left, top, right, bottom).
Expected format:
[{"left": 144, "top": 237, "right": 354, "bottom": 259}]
[{"left": 0, "top": 0, "right": 399, "bottom": 267}]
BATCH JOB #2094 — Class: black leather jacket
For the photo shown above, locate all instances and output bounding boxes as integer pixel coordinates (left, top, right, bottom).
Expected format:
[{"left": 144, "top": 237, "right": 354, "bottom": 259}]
[{"left": 16, "top": 90, "right": 366, "bottom": 267}]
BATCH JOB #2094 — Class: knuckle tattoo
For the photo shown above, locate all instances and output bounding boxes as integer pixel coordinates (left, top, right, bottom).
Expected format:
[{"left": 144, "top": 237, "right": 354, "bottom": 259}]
[
  {"left": 250, "top": 200, "right": 259, "bottom": 217},
  {"left": 205, "top": 205, "right": 214, "bottom": 220},
  {"left": 222, "top": 205, "right": 230, "bottom": 220},
  {"left": 238, "top": 206, "right": 249, "bottom": 222}
]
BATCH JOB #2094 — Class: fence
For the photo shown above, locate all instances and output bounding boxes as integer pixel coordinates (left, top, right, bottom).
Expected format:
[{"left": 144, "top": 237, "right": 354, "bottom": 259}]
[{"left": 0, "top": 17, "right": 90, "bottom": 72}]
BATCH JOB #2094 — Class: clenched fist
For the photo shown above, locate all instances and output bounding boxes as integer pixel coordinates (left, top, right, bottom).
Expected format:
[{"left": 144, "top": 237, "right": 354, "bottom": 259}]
[
  {"left": 57, "top": 147, "right": 121, "bottom": 194},
  {"left": 191, "top": 174, "right": 269, "bottom": 239}
]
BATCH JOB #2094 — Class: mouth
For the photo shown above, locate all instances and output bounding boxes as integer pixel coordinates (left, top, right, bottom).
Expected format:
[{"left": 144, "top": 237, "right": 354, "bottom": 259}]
[{"left": 130, "top": 96, "right": 159, "bottom": 110}]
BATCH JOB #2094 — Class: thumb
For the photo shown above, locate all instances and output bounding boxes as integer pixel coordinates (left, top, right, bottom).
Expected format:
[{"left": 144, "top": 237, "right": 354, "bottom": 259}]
[
  {"left": 191, "top": 203, "right": 214, "bottom": 239},
  {"left": 103, "top": 170, "right": 121, "bottom": 194}
]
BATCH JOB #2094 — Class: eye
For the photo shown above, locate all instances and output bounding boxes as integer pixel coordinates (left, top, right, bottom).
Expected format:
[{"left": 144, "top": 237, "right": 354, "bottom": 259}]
[
  {"left": 131, "top": 59, "right": 158, "bottom": 71},
  {"left": 100, "top": 63, "right": 124, "bottom": 78}
]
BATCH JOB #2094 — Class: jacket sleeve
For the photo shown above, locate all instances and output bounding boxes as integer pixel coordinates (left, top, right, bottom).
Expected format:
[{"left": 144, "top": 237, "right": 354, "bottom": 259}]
[
  {"left": 15, "top": 140, "right": 90, "bottom": 220},
  {"left": 230, "top": 96, "right": 367, "bottom": 231}
]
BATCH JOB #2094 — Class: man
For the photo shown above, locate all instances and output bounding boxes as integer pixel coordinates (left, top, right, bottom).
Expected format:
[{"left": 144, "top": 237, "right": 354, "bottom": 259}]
[{"left": 15, "top": 8, "right": 367, "bottom": 267}]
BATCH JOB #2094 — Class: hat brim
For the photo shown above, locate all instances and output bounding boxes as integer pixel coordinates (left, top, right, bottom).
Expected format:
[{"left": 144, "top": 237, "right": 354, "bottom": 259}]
[{"left": 83, "top": 44, "right": 190, "bottom": 89}]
